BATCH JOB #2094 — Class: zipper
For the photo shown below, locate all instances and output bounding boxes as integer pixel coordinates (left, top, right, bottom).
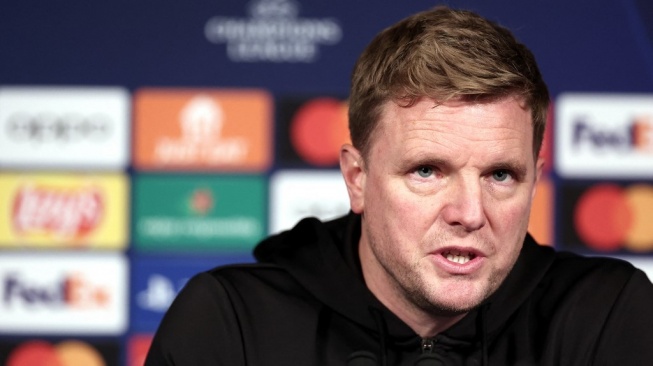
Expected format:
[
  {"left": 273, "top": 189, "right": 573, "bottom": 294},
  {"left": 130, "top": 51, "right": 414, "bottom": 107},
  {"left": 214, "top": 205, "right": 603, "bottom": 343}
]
[{"left": 421, "top": 338, "right": 435, "bottom": 353}]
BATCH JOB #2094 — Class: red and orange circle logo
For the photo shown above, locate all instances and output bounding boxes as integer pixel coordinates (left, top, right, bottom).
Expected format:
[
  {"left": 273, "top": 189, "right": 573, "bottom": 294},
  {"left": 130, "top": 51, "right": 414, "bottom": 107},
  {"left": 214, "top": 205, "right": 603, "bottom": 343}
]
[
  {"left": 7, "top": 340, "right": 105, "bottom": 366},
  {"left": 574, "top": 184, "right": 653, "bottom": 252}
]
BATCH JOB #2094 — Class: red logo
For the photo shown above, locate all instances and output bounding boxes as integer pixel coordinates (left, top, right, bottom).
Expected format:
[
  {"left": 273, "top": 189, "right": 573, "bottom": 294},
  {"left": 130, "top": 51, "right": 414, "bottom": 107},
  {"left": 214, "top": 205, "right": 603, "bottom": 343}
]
[
  {"left": 12, "top": 184, "right": 104, "bottom": 240},
  {"left": 290, "top": 98, "right": 350, "bottom": 166}
]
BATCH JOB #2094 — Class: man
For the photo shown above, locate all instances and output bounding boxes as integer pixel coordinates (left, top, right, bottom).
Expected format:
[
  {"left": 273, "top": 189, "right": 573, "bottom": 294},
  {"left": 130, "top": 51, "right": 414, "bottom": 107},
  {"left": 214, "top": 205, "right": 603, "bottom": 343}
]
[{"left": 145, "top": 6, "right": 653, "bottom": 365}]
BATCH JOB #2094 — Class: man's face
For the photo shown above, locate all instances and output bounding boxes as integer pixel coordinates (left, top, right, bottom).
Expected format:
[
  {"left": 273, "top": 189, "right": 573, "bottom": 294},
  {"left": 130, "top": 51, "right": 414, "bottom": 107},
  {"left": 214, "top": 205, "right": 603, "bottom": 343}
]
[{"left": 342, "top": 96, "right": 542, "bottom": 319}]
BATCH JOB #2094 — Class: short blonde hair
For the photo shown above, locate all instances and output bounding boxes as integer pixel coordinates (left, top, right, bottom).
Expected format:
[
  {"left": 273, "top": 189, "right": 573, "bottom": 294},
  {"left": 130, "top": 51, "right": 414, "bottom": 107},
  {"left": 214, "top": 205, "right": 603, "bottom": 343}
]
[{"left": 349, "top": 6, "right": 550, "bottom": 159}]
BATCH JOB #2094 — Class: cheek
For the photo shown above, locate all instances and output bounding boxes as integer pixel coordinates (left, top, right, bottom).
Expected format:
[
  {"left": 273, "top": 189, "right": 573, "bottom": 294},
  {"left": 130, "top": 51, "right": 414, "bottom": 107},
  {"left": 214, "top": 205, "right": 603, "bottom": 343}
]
[
  {"left": 487, "top": 194, "right": 533, "bottom": 238},
  {"left": 379, "top": 187, "right": 433, "bottom": 232},
  {"left": 365, "top": 180, "right": 428, "bottom": 242}
]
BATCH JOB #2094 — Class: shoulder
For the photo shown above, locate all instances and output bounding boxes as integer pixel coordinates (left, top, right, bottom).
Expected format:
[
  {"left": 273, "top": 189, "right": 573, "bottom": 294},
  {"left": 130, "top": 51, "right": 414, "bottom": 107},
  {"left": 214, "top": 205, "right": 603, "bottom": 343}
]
[
  {"left": 143, "top": 267, "right": 258, "bottom": 365},
  {"left": 526, "top": 252, "right": 653, "bottom": 364},
  {"left": 547, "top": 251, "right": 642, "bottom": 287},
  {"left": 538, "top": 252, "right": 653, "bottom": 333},
  {"left": 145, "top": 263, "right": 310, "bottom": 365},
  {"left": 253, "top": 213, "right": 352, "bottom": 262},
  {"left": 540, "top": 252, "right": 650, "bottom": 303},
  {"left": 206, "top": 262, "right": 303, "bottom": 291},
  {"left": 546, "top": 254, "right": 653, "bottom": 364},
  {"left": 155, "top": 262, "right": 302, "bottom": 329},
  {"left": 192, "top": 262, "right": 318, "bottom": 310}
]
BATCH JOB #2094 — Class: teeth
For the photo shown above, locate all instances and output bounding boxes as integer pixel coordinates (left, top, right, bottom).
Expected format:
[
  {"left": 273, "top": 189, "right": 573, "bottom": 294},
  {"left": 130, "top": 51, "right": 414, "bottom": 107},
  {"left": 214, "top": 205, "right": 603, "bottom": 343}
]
[{"left": 444, "top": 251, "right": 472, "bottom": 264}]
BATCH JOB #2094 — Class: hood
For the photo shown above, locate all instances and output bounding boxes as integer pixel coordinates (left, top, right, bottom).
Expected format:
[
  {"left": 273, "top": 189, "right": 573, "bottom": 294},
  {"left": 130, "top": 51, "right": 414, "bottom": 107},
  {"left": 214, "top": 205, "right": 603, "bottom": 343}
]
[
  {"left": 254, "top": 213, "right": 414, "bottom": 337},
  {"left": 254, "top": 212, "right": 557, "bottom": 361}
]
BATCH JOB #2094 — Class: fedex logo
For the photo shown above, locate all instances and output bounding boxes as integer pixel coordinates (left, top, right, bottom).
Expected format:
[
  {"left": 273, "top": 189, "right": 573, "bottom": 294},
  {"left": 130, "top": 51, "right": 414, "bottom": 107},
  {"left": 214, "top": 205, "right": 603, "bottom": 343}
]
[
  {"left": 3, "top": 272, "right": 109, "bottom": 309},
  {"left": 556, "top": 93, "right": 653, "bottom": 178},
  {"left": 572, "top": 117, "right": 653, "bottom": 152},
  {"left": 0, "top": 253, "right": 127, "bottom": 335}
]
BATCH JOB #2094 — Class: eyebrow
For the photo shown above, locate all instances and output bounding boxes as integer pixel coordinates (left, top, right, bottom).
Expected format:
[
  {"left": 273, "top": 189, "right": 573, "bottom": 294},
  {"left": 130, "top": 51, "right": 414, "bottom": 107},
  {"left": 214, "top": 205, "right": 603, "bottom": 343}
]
[{"left": 403, "top": 156, "right": 449, "bottom": 170}]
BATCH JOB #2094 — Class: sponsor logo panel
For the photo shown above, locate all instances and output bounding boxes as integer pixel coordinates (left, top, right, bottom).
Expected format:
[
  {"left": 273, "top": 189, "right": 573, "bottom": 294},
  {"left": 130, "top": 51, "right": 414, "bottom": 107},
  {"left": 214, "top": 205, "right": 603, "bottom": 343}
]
[
  {"left": 269, "top": 170, "right": 349, "bottom": 234},
  {"left": 0, "top": 339, "right": 120, "bottom": 366},
  {"left": 528, "top": 178, "right": 554, "bottom": 246},
  {"left": 276, "top": 97, "right": 349, "bottom": 168},
  {"left": 133, "top": 89, "right": 272, "bottom": 172},
  {"left": 0, "top": 253, "right": 128, "bottom": 335},
  {"left": 128, "top": 334, "right": 153, "bottom": 366},
  {"left": 0, "top": 173, "right": 128, "bottom": 249},
  {"left": 204, "top": 0, "right": 343, "bottom": 63},
  {"left": 133, "top": 174, "right": 266, "bottom": 251},
  {"left": 557, "top": 182, "right": 653, "bottom": 253},
  {"left": 131, "top": 254, "right": 253, "bottom": 332},
  {"left": 0, "top": 86, "right": 130, "bottom": 169},
  {"left": 555, "top": 93, "right": 653, "bottom": 178}
]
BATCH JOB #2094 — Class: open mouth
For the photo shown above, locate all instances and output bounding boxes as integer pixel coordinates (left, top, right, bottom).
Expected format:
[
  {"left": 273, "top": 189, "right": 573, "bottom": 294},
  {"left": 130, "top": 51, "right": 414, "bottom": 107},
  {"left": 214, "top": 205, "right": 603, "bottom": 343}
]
[{"left": 442, "top": 250, "right": 477, "bottom": 264}]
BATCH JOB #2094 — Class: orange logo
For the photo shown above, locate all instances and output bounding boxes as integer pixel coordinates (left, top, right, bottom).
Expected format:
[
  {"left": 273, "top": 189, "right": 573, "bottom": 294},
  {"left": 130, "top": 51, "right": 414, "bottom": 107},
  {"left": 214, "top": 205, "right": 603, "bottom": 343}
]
[{"left": 134, "top": 89, "right": 273, "bottom": 171}]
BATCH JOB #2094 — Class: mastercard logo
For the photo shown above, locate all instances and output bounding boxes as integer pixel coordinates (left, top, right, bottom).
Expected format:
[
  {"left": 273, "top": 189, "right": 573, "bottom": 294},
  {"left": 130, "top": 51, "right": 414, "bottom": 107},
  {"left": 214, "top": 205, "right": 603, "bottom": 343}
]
[
  {"left": 574, "top": 184, "right": 653, "bottom": 252},
  {"left": 289, "top": 98, "right": 350, "bottom": 166},
  {"left": 6, "top": 340, "right": 105, "bottom": 366}
]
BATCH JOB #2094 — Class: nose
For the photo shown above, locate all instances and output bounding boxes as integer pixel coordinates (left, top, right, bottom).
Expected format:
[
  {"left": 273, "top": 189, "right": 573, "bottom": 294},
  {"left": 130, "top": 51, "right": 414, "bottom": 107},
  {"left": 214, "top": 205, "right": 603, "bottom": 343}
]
[{"left": 441, "top": 175, "right": 486, "bottom": 232}]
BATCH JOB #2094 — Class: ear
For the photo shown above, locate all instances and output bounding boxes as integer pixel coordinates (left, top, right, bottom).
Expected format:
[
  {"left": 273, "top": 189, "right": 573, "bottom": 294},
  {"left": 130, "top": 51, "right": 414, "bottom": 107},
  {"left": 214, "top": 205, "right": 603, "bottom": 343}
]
[{"left": 340, "top": 144, "right": 366, "bottom": 214}]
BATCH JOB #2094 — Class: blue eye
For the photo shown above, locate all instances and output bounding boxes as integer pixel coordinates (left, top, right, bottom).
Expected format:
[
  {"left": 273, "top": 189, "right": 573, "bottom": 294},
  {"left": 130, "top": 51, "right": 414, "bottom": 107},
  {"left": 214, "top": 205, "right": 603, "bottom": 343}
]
[
  {"left": 416, "top": 166, "right": 433, "bottom": 178},
  {"left": 492, "top": 170, "right": 511, "bottom": 182}
]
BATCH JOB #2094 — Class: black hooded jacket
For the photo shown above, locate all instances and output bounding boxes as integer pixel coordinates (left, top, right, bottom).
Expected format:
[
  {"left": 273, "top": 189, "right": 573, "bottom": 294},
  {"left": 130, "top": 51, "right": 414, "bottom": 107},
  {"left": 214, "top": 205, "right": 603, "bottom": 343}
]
[{"left": 145, "top": 213, "right": 653, "bottom": 365}]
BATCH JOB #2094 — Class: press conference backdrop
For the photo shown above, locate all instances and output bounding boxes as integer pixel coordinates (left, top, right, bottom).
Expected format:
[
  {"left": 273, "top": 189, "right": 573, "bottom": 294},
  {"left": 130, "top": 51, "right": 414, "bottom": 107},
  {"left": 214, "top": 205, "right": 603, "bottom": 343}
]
[{"left": 0, "top": 0, "right": 652, "bottom": 364}]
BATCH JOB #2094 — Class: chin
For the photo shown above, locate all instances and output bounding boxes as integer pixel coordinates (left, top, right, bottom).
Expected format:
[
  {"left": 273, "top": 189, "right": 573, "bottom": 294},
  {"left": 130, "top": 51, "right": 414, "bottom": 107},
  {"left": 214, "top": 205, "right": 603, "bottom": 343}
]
[
  {"left": 432, "top": 294, "right": 488, "bottom": 315},
  {"left": 414, "top": 280, "right": 491, "bottom": 316}
]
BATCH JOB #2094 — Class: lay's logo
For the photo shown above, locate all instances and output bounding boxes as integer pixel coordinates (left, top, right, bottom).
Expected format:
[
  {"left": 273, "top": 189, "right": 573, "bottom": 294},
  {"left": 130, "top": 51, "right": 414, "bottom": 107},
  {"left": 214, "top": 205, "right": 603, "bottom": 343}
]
[
  {"left": 134, "top": 89, "right": 273, "bottom": 172},
  {"left": 12, "top": 184, "right": 104, "bottom": 240},
  {"left": 0, "top": 173, "right": 128, "bottom": 249}
]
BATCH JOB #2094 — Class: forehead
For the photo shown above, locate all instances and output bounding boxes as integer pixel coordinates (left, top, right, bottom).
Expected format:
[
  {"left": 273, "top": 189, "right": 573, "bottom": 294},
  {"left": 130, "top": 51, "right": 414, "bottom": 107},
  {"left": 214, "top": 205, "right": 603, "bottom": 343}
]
[{"left": 371, "top": 97, "right": 535, "bottom": 162}]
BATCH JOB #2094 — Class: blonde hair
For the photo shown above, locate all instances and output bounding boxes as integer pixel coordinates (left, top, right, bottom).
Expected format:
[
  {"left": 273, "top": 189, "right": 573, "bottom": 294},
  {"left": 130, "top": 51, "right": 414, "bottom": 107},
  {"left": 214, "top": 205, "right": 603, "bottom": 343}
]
[{"left": 349, "top": 6, "right": 549, "bottom": 158}]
